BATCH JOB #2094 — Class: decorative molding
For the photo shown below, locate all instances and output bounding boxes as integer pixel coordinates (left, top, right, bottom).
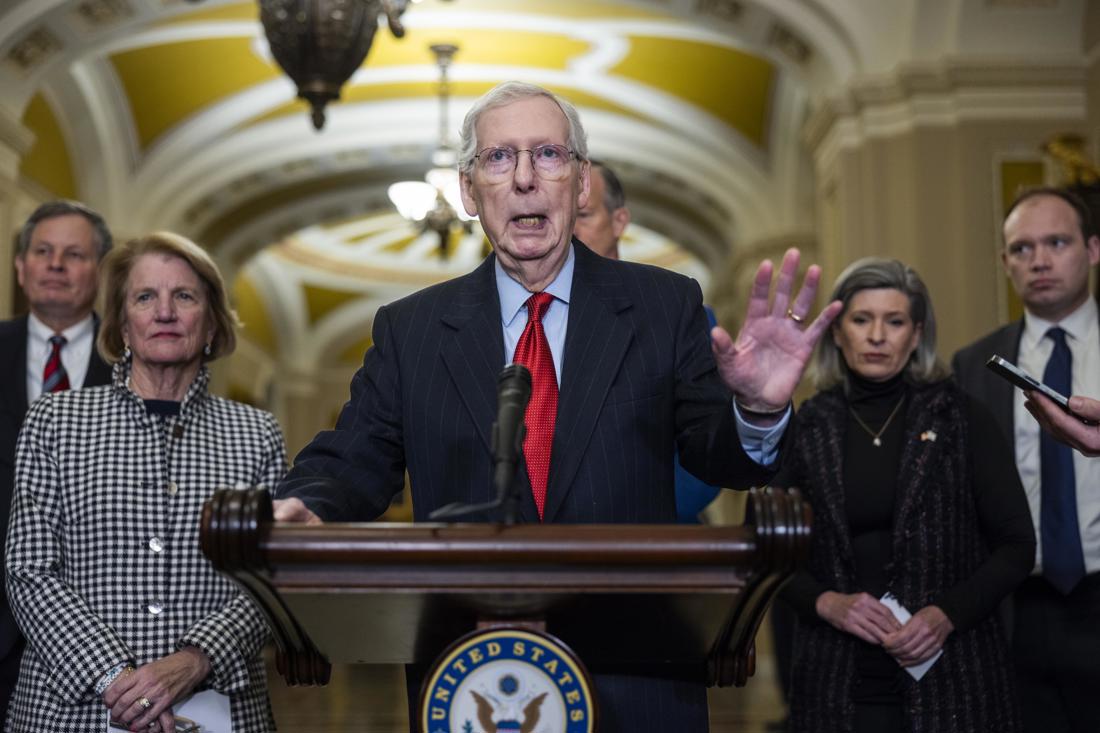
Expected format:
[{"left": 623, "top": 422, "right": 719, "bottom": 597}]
[
  {"left": 985, "top": 0, "right": 1057, "bottom": 7},
  {"left": 71, "top": 0, "right": 135, "bottom": 30},
  {"left": 0, "top": 105, "right": 34, "bottom": 177},
  {"left": 768, "top": 22, "right": 812, "bottom": 66},
  {"left": 694, "top": 0, "right": 744, "bottom": 23},
  {"left": 803, "top": 58, "right": 1088, "bottom": 160},
  {"left": 5, "top": 27, "right": 63, "bottom": 74}
]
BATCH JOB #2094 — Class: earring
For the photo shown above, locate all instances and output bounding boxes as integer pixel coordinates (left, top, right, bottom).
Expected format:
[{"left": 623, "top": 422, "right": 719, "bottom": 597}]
[
  {"left": 203, "top": 342, "right": 212, "bottom": 356},
  {"left": 123, "top": 344, "right": 131, "bottom": 361}
]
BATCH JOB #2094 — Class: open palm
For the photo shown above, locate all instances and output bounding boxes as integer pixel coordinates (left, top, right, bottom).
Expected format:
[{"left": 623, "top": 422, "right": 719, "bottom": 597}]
[{"left": 712, "top": 249, "right": 842, "bottom": 411}]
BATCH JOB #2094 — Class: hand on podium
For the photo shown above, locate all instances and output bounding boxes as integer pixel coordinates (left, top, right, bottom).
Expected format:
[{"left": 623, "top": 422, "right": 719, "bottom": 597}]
[{"left": 273, "top": 497, "right": 324, "bottom": 525}]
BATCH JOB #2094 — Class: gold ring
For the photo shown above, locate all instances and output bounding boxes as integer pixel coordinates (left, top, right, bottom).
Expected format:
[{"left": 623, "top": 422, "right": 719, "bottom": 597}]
[
  {"left": 138, "top": 696, "right": 152, "bottom": 710},
  {"left": 787, "top": 308, "right": 804, "bottom": 324}
]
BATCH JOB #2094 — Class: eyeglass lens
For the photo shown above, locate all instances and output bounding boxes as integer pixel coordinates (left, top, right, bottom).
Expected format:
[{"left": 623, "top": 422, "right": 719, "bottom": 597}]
[{"left": 477, "top": 145, "right": 572, "bottom": 179}]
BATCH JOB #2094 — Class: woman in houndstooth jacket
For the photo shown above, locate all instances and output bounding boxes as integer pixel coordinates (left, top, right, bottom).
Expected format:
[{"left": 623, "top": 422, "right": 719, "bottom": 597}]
[{"left": 5, "top": 232, "right": 286, "bottom": 732}]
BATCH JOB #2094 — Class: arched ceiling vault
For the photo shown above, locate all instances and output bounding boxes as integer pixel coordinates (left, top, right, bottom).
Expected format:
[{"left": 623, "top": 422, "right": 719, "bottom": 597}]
[
  {"left": 2, "top": 0, "right": 850, "bottom": 255},
  {"left": 1, "top": 0, "right": 1092, "bottom": 373}
]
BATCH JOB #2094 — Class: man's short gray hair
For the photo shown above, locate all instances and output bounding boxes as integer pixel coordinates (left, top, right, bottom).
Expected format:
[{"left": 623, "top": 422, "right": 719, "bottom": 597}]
[
  {"left": 810, "top": 257, "right": 949, "bottom": 391},
  {"left": 458, "top": 81, "right": 588, "bottom": 175},
  {"left": 17, "top": 200, "right": 112, "bottom": 260}
]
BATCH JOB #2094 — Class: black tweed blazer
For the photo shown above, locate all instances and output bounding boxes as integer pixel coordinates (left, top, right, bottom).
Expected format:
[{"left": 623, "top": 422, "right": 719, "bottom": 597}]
[{"left": 781, "top": 381, "right": 1021, "bottom": 733}]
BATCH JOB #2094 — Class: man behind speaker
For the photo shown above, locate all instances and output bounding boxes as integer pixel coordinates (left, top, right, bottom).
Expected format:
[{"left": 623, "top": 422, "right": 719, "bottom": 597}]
[
  {"left": 575, "top": 160, "right": 722, "bottom": 523},
  {"left": 952, "top": 187, "right": 1100, "bottom": 733},
  {"left": 0, "top": 200, "right": 113, "bottom": 723}
]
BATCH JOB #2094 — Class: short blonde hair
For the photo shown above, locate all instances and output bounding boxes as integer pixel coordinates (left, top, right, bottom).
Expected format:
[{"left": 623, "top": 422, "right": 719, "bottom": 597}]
[{"left": 97, "top": 232, "right": 239, "bottom": 364}]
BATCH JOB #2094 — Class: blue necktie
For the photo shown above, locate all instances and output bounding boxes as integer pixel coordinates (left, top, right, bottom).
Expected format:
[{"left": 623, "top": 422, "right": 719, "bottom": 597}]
[{"left": 1039, "top": 327, "right": 1085, "bottom": 594}]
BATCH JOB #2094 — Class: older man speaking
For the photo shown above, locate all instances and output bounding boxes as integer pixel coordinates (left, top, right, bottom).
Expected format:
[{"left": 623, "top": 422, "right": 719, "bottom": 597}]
[{"left": 276, "top": 81, "right": 840, "bottom": 731}]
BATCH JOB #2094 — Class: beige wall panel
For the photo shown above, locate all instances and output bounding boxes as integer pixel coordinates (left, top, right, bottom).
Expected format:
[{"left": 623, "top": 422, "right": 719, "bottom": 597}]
[
  {"left": 1089, "top": 56, "right": 1100, "bottom": 161},
  {"left": 818, "top": 117, "right": 1087, "bottom": 361}
]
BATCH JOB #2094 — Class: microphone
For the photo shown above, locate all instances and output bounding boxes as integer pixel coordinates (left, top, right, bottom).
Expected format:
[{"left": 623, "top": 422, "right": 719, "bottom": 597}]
[
  {"left": 428, "top": 364, "right": 531, "bottom": 522},
  {"left": 492, "top": 364, "right": 531, "bottom": 522}
]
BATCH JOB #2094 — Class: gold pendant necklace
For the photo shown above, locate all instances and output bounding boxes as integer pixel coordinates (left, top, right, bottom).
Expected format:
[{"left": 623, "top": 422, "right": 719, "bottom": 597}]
[{"left": 849, "top": 396, "right": 905, "bottom": 447}]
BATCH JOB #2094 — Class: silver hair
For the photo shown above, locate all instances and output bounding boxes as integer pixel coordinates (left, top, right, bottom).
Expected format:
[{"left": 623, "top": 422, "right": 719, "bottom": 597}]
[
  {"left": 810, "top": 257, "right": 949, "bottom": 391},
  {"left": 458, "top": 81, "right": 588, "bottom": 175}
]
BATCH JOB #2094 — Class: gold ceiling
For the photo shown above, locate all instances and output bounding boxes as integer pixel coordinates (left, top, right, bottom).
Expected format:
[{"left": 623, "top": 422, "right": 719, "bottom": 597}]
[{"left": 2, "top": 0, "right": 822, "bottom": 375}]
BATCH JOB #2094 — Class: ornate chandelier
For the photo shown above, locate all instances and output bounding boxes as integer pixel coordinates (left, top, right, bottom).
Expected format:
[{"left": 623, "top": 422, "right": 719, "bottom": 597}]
[
  {"left": 387, "top": 42, "right": 474, "bottom": 258},
  {"left": 258, "top": 0, "right": 411, "bottom": 130}
]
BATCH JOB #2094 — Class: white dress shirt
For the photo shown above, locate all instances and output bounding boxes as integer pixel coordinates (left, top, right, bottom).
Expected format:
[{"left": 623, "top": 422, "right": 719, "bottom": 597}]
[
  {"left": 25, "top": 312, "right": 94, "bottom": 403},
  {"left": 494, "top": 247, "right": 788, "bottom": 466},
  {"left": 1013, "top": 297, "right": 1100, "bottom": 575}
]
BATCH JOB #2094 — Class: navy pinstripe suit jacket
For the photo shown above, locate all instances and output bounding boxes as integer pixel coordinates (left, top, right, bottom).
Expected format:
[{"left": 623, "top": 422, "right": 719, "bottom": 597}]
[
  {"left": 281, "top": 241, "right": 773, "bottom": 524},
  {"left": 279, "top": 241, "right": 779, "bottom": 730}
]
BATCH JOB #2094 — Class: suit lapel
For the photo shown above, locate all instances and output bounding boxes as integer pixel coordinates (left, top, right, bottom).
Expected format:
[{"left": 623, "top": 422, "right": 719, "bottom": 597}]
[
  {"left": 439, "top": 256, "right": 505, "bottom": 455},
  {"left": 438, "top": 256, "right": 540, "bottom": 522},
  {"left": 542, "top": 245, "right": 633, "bottom": 522},
  {"left": 1000, "top": 320, "right": 1025, "bottom": 446},
  {"left": 0, "top": 316, "right": 29, "bottom": 415},
  {"left": 84, "top": 315, "right": 113, "bottom": 388}
]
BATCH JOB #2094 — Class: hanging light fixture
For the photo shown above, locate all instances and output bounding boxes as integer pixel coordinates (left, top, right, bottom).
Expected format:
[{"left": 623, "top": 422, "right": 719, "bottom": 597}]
[
  {"left": 259, "top": 0, "right": 411, "bottom": 130},
  {"left": 387, "top": 42, "right": 474, "bottom": 258}
]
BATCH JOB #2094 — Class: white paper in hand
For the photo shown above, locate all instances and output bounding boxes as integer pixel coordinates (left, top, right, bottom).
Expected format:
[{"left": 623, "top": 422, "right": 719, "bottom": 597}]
[
  {"left": 879, "top": 593, "right": 943, "bottom": 681},
  {"left": 174, "top": 689, "right": 232, "bottom": 732},
  {"left": 106, "top": 689, "right": 231, "bottom": 732}
]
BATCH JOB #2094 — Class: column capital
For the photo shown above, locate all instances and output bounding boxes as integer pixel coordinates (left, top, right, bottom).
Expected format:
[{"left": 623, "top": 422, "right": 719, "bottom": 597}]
[
  {"left": 0, "top": 106, "right": 34, "bottom": 179},
  {"left": 803, "top": 59, "right": 1088, "bottom": 172}
]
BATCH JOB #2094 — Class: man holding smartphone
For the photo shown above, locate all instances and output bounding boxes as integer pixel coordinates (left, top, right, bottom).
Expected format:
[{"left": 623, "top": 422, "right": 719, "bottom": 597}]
[
  {"left": 953, "top": 187, "right": 1100, "bottom": 733},
  {"left": 1027, "top": 392, "right": 1100, "bottom": 457}
]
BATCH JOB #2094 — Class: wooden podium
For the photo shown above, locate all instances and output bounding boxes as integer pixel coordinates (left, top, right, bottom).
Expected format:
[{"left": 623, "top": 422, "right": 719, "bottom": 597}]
[{"left": 199, "top": 487, "right": 809, "bottom": 690}]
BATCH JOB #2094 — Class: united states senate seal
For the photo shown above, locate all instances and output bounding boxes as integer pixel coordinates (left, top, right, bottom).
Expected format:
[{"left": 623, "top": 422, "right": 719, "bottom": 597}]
[{"left": 419, "top": 627, "right": 596, "bottom": 733}]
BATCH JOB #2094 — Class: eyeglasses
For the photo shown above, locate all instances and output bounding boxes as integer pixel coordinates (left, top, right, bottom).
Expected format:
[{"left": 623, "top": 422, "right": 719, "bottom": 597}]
[{"left": 473, "top": 144, "right": 576, "bottom": 182}]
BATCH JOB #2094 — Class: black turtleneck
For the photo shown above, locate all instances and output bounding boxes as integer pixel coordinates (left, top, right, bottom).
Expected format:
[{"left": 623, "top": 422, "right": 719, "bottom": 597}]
[
  {"left": 843, "top": 370, "right": 909, "bottom": 599},
  {"left": 779, "top": 367, "right": 1035, "bottom": 701}
]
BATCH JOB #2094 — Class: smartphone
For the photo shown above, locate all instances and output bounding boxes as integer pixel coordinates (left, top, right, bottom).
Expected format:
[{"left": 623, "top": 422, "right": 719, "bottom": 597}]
[{"left": 985, "top": 355, "right": 1099, "bottom": 425}]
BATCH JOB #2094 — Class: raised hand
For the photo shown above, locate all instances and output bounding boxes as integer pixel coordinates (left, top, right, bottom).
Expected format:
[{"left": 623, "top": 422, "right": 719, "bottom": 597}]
[
  {"left": 711, "top": 248, "right": 842, "bottom": 414},
  {"left": 815, "top": 591, "right": 902, "bottom": 645},
  {"left": 1025, "top": 391, "right": 1100, "bottom": 457},
  {"left": 883, "top": 605, "right": 954, "bottom": 667}
]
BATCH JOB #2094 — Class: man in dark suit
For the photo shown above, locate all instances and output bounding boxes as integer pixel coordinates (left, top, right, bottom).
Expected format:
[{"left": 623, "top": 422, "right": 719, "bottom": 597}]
[
  {"left": 952, "top": 187, "right": 1100, "bottom": 733},
  {"left": 0, "top": 200, "right": 113, "bottom": 724},
  {"left": 275, "top": 82, "right": 840, "bottom": 731},
  {"left": 575, "top": 159, "right": 722, "bottom": 523}
]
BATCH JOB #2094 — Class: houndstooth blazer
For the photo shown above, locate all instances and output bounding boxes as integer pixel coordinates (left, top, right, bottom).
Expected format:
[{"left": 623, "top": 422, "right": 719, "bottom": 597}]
[{"left": 5, "top": 363, "right": 286, "bottom": 732}]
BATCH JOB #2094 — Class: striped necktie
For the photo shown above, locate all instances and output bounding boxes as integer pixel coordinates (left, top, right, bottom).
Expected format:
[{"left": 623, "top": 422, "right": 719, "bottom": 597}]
[{"left": 42, "top": 334, "right": 71, "bottom": 393}]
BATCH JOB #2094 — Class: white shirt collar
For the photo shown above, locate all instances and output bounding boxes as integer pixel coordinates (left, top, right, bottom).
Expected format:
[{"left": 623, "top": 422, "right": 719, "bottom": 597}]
[
  {"left": 495, "top": 244, "right": 575, "bottom": 327},
  {"left": 27, "top": 311, "right": 94, "bottom": 344}
]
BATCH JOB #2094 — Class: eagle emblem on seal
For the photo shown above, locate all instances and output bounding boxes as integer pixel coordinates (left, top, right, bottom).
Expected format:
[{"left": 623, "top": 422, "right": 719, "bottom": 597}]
[{"left": 469, "top": 673, "right": 548, "bottom": 733}]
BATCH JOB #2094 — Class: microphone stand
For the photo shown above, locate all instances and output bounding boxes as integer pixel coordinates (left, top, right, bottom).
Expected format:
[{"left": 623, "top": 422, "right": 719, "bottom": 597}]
[{"left": 429, "top": 365, "right": 530, "bottom": 523}]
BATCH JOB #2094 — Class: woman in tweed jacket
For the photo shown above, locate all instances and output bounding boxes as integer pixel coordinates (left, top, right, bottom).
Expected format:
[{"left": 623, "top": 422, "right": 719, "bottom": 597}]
[
  {"left": 776, "top": 259, "right": 1035, "bottom": 733},
  {"left": 6, "top": 232, "right": 286, "bottom": 732}
]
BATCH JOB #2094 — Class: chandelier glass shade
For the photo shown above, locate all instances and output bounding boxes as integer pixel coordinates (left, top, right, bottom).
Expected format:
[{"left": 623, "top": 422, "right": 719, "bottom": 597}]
[{"left": 387, "top": 43, "right": 474, "bottom": 256}]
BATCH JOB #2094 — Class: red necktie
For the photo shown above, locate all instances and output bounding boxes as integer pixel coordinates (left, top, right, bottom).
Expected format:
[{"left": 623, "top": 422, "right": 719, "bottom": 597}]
[
  {"left": 42, "top": 334, "right": 70, "bottom": 393},
  {"left": 512, "top": 292, "right": 558, "bottom": 520}
]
